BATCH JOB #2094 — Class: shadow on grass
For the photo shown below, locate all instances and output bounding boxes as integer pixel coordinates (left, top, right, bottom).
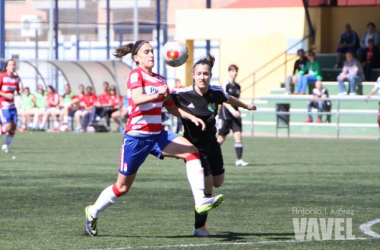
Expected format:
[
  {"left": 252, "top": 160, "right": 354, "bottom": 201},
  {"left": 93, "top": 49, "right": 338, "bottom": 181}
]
[{"left": 84, "top": 231, "right": 295, "bottom": 242}]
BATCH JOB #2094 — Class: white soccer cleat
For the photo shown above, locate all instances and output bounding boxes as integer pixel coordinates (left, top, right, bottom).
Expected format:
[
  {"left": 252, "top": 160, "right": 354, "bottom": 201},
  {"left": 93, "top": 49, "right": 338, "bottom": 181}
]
[
  {"left": 235, "top": 159, "right": 249, "bottom": 166},
  {"left": 2, "top": 144, "right": 9, "bottom": 154},
  {"left": 194, "top": 227, "right": 212, "bottom": 237}
]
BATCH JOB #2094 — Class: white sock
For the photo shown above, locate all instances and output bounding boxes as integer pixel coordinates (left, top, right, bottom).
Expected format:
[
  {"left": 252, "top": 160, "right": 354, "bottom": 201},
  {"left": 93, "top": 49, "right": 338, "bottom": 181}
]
[
  {"left": 63, "top": 115, "right": 68, "bottom": 124},
  {"left": 54, "top": 121, "right": 59, "bottom": 128},
  {"left": 185, "top": 155, "right": 205, "bottom": 206},
  {"left": 89, "top": 185, "right": 119, "bottom": 219}
]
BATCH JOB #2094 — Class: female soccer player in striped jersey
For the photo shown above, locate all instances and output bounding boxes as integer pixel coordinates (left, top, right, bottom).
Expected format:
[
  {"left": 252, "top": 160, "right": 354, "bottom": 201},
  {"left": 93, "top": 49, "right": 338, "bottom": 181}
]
[
  {"left": 0, "top": 59, "right": 20, "bottom": 153},
  {"left": 85, "top": 40, "right": 224, "bottom": 236},
  {"left": 172, "top": 55, "right": 256, "bottom": 237}
]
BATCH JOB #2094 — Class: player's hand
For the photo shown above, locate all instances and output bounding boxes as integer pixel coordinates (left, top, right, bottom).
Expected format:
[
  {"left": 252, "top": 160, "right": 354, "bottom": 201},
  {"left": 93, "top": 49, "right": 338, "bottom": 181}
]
[
  {"left": 233, "top": 110, "right": 240, "bottom": 118},
  {"left": 190, "top": 116, "right": 205, "bottom": 131},
  {"left": 365, "top": 96, "right": 369, "bottom": 103},
  {"left": 246, "top": 104, "right": 257, "bottom": 111},
  {"left": 155, "top": 85, "right": 168, "bottom": 100}
]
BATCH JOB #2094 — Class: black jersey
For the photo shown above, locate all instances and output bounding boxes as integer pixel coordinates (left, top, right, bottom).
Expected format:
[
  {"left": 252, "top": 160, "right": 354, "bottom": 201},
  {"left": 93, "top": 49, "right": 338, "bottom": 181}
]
[
  {"left": 172, "top": 85, "right": 228, "bottom": 147},
  {"left": 219, "top": 81, "right": 241, "bottom": 120}
]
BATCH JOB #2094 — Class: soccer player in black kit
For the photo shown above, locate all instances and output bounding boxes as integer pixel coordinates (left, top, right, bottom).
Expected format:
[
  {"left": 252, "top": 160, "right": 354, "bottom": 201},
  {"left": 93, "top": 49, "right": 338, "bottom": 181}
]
[
  {"left": 172, "top": 55, "right": 256, "bottom": 237},
  {"left": 217, "top": 64, "right": 250, "bottom": 166}
]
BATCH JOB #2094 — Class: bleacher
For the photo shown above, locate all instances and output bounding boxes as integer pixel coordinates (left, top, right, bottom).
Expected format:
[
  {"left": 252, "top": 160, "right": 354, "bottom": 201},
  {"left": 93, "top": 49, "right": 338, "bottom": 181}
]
[{"left": 241, "top": 53, "right": 380, "bottom": 138}]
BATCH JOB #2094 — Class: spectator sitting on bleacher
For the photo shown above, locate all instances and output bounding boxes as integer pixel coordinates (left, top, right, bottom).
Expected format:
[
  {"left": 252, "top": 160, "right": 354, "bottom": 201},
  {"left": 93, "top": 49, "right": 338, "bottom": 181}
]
[
  {"left": 105, "top": 85, "right": 122, "bottom": 129},
  {"left": 357, "top": 22, "right": 380, "bottom": 61},
  {"left": 337, "top": 51, "right": 365, "bottom": 96},
  {"left": 284, "top": 49, "right": 308, "bottom": 94},
  {"left": 39, "top": 85, "right": 60, "bottom": 131},
  {"left": 335, "top": 24, "right": 360, "bottom": 68},
  {"left": 59, "top": 83, "right": 76, "bottom": 131},
  {"left": 295, "top": 51, "right": 322, "bottom": 95},
  {"left": 18, "top": 87, "right": 33, "bottom": 131},
  {"left": 88, "top": 81, "right": 112, "bottom": 131},
  {"left": 305, "top": 81, "right": 331, "bottom": 123},
  {"left": 360, "top": 38, "right": 380, "bottom": 81},
  {"left": 73, "top": 84, "right": 86, "bottom": 131},
  {"left": 30, "top": 85, "right": 46, "bottom": 131},
  {"left": 111, "top": 96, "right": 129, "bottom": 132},
  {"left": 80, "top": 86, "right": 97, "bottom": 132}
]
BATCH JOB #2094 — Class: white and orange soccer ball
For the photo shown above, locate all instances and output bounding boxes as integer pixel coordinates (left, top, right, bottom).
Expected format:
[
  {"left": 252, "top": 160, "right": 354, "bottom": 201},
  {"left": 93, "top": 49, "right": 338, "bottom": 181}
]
[{"left": 162, "top": 40, "right": 188, "bottom": 67}]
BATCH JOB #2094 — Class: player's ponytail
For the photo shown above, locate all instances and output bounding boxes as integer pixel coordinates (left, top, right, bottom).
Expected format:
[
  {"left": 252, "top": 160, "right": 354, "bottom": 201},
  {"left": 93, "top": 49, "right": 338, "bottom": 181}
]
[
  {"left": 113, "top": 40, "right": 150, "bottom": 60},
  {"left": 113, "top": 43, "right": 134, "bottom": 58},
  {"left": 192, "top": 53, "right": 215, "bottom": 73}
]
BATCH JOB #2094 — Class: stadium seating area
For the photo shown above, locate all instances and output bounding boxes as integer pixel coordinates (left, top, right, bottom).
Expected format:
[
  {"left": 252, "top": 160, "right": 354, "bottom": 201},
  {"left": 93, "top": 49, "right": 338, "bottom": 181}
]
[{"left": 240, "top": 53, "right": 380, "bottom": 138}]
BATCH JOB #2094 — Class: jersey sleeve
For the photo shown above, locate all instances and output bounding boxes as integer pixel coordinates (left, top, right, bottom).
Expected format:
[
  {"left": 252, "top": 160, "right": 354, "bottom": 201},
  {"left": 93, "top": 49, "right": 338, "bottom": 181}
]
[{"left": 129, "top": 70, "right": 143, "bottom": 90}]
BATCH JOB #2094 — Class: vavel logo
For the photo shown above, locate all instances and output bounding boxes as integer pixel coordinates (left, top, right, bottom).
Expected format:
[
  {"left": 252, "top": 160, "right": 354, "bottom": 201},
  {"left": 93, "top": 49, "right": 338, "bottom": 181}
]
[{"left": 292, "top": 218, "right": 355, "bottom": 240}]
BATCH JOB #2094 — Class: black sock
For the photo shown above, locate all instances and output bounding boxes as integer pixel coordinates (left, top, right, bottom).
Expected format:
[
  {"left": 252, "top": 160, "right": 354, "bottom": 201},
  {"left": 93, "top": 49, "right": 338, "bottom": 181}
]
[
  {"left": 194, "top": 193, "right": 212, "bottom": 229},
  {"left": 235, "top": 142, "right": 243, "bottom": 160}
]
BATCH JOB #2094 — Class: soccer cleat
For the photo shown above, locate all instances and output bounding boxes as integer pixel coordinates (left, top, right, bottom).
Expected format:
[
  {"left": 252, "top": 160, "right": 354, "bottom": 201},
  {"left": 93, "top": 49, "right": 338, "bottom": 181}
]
[
  {"left": 195, "top": 194, "right": 224, "bottom": 215},
  {"left": 235, "top": 159, "right": 249, "bottom": 166},
  {"left": 316, "top": 118, "right": 322, "bottom": 123},
  {"left": 194, "top": 226, "right": 212, "bottom": 237},
  {"left": 1, "top": 144, "right": 9, "bottom": 154},
  {"left": 85, "top": 206, "right": 98, "bottom": 236}
]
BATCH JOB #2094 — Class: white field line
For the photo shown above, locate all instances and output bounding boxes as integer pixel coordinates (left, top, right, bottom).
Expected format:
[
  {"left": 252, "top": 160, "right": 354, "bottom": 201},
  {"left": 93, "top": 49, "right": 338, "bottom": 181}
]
[
  {"left": 73, "top": 237, "right": 368, "bottom": 250},
  {"left": 359, "top": 219, "right": 380, "bottom": 239}
]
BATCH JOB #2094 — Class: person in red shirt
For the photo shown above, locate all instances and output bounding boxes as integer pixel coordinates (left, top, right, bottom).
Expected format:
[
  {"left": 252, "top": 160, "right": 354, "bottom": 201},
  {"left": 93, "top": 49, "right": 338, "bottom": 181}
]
[
  {"left": 88, "top": 81, "right": 112, "bottom": 131},
  {"left": 39, "top": 86, "right": 60, "bottom": 131},
  {"left": 0, "top": 59, "right": 20, "bottom": 153},
  {"left": 360, "top": 38, "right": 380, "bottom": 80},
  {"left": 79, "top": 86, "right": 98, "bottom": 132},
  {"left": 84, "top": 40, "right": 223, "bottom": 237},
  {"left": 72, "top": 84, "right": 85, "bottom": 130}
]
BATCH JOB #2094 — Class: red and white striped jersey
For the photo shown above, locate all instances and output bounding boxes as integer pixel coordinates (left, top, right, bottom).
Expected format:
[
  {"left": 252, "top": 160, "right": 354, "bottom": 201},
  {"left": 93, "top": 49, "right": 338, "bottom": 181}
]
[
  {"left": 0, "top": 72, "right": 20, "bottom": 109},
  {"left": 125, "top": 67, "right": 174, "bottom": 134}
]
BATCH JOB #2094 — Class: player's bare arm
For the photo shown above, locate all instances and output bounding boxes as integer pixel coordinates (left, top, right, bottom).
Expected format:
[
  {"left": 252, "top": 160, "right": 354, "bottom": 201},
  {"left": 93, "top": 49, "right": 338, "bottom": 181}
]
[{"left": 226, "top": 95, "right": 257, "bottom": 111}]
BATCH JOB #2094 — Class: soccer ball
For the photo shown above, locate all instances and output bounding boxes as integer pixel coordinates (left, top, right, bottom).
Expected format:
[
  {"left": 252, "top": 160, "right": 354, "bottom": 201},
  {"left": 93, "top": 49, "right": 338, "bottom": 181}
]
[{"left": 162, "top": 40, "right": 188, "bottom": 67}]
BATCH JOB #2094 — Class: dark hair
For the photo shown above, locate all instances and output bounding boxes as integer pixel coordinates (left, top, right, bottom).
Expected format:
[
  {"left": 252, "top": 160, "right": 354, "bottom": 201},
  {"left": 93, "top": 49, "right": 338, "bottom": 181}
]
[
  {"left": 193, "top": 54, "right": 215, "bottom": 72},
  {"left": 113, "top": 40, "right": 150, "bottom": 61},
  {"left": 228, "top": 64, "right": 239, "bottom": 72},
  {"left": 2, "top": 59, "right": 16, "bottom": 73},
  {"left": 297, "top": 49, "right": 305, "bottom": 54},
  {"left": 24, "top": 87, "right": 30, "bottom": 92},
  {"left": 367, "top": 22, "right": 376, "bottom": 29},
  {"left": 368, "top": 38, "right": 375, "bottom": 43},
  {"left": 47, "top": 85, "right": 56, "bottom": 93}
]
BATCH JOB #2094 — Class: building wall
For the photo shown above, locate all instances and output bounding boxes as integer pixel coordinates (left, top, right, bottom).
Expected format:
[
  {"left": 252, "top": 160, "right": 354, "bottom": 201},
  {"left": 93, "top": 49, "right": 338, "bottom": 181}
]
[
  {"left": 310, "top": 6, "right": 380, "bottom": 53},
  {"left": 175, "top": 8, "right": 306, "bottom": 97}
]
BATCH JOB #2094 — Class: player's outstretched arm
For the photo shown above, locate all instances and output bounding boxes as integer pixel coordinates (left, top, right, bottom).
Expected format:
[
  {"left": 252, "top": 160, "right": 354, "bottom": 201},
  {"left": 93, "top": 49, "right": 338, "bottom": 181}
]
[
  {"left": 166, "top": 105, "right": 205, "bottom": 131},
  {"left": 226, "top": 95, "right": 256, "bottom": 111},
  {"left": 365, "top": 86, "right": 378, "bottom": 102}
]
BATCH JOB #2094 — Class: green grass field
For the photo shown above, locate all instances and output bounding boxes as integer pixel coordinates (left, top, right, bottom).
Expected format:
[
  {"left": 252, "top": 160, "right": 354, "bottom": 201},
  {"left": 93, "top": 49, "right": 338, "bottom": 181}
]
[{"left": 1, "top": 132, "right": 380, "bottom": 250}]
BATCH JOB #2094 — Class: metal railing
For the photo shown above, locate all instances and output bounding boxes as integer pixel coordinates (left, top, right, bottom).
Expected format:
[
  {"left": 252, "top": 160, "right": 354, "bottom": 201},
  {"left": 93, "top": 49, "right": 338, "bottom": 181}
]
[
  {"left": 242, "top": 95, "right": 380, "bottom": 138},
  {"left": 239, "top": 35, "right": 312, "bottom": 98}
]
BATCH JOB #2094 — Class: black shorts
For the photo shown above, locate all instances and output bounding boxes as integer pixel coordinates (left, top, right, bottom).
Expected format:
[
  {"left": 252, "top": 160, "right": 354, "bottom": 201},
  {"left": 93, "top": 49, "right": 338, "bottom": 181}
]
[
  {"left": 218, "top": 117, "right": 242, "bottom": 136},
  {"left": 198, "top": 142, "right": 225, "bottom": 177}
]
